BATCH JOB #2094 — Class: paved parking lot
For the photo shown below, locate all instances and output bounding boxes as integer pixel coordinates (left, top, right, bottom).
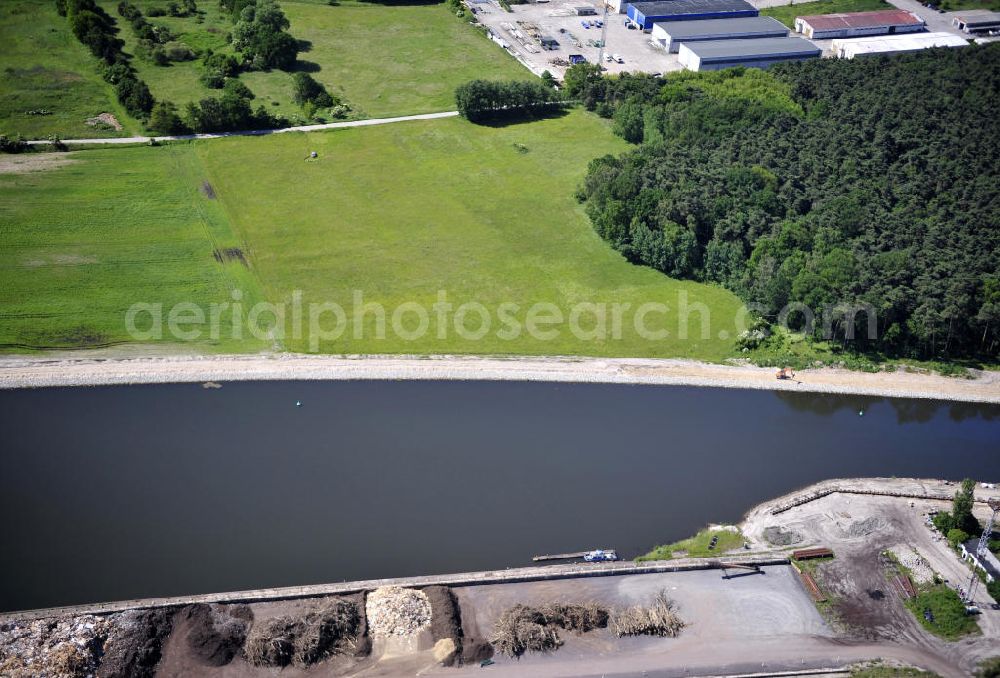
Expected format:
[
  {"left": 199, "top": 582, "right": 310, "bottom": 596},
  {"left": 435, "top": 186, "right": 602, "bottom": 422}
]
[{"left": 473, "top": 0, "right": 682, "bottom": 77}]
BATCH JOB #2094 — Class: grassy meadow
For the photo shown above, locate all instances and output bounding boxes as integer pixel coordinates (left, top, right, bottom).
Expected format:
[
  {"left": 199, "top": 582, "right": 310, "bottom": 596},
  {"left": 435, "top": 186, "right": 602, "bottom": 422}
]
[
  {"left": 0, "top": 0, "right": 135, "bottom": 139},
  {"left": 0, "top": 112, "right": 746, "bottom": 359},
  {"left": 1, "top": 0, "right": 532, "bottom": 139},
  {"left": 196, "top": 112, "right": 745, "bottom": 358},
  {"left": 278, "top": 0, "right": 531, "bottom": 118},
  {"left": 0, "top": 147, "right": 267, "bottom": 352},
  {"left": 761, "top": 0, "right": 890, "bottom": 27}
]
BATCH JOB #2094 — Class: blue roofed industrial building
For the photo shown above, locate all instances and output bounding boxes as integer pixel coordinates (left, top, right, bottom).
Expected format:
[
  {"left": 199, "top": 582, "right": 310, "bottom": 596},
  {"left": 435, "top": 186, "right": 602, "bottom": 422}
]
[{"left": 626, "top": 0, "right": 758, "bottom": 31}]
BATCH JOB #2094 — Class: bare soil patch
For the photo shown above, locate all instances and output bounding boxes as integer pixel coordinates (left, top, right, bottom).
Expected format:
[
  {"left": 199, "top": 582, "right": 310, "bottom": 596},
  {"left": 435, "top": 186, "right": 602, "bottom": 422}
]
[
  {"left": 212, "top": 247, "right": 246, "bottom": 266},
  {"left": 0, "top": 153, "right": 77, "bottom": 175}
]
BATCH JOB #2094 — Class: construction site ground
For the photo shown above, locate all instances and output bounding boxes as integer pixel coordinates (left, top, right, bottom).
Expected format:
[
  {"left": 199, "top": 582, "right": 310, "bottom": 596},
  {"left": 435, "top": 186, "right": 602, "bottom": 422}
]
[
  {"left": 473, "top": 0, "right": 680, "bottom": 77},
  {"left": 741, "top": 478, "right": 1000, "bottom": 676}
]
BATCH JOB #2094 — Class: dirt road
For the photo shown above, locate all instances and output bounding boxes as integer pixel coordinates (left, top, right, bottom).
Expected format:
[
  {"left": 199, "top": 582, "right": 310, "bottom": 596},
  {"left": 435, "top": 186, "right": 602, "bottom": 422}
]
[{"left": 23, "top": 111, "right": 459, "bottom": 146}]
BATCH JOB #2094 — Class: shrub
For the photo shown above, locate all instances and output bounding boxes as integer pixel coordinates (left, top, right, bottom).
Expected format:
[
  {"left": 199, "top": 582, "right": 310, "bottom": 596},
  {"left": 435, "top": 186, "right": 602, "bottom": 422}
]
[
  {"left": 0, "top": 135, "right": 30, "bottom": 154},
  {"left": 947, "top": 528, "right": 970, "bottom": 548},
  {"left": 978, "top": 657, "right": 1000, "bottom": 678},
  {"left": 986, "top": 579, "right": 1000, "bottom": 603},
  {"left": 292, "top": 72, "right": 334, "bottom": 108},
  {"left": 117, "top": 1, "right": 142, "bottom": 21},
  {"left": 146, "top": 6, "right": 166, "bottom": 16},
  {"left": 222, "top": 78, "right": 254, "bottom": 100},
  {"left": 115, "top": 75, "right": 155, "bottom": 117},
  {"left": 164, "top": 42, "right": 196, "bottom": 61},
  {"left": 148, "top": 101, "right": 189, "bottom": 134}
]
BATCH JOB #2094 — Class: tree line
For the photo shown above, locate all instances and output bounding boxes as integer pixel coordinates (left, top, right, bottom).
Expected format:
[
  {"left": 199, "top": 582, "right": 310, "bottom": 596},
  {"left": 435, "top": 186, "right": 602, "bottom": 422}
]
[
  {"left": 55, "top": 0, "right": 154, "bottom": 121},
  {"left": 455, "top": 79, "right": 564, "bottom": 123},
  {"left": 573, "top": 47, "right": 1000, "bottom": 362}
]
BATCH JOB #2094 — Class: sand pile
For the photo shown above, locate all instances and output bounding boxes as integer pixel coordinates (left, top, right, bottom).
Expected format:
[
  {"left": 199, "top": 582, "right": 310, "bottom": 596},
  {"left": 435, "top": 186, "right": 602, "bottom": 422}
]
[{"left": 366, "top": 587, "right": 431, "bottom": 638}]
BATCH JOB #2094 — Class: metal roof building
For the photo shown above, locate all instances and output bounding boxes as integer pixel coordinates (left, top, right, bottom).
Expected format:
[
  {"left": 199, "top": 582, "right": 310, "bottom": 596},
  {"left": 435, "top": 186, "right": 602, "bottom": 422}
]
[
  {"left": 794, "top": 9, "right": 925, "bottom": 39},
  {"left": 625, "top": 0, "right": 758, "bottom": 31},
  {"left": 832, "top": 31, "right": 968, "bottom": 58},
  {"left": 678, "top": 36, "right": 821, "bottom": 71},
  {"left": 952, "top": 10, "right": 1000, "bottom": 34},
  {"left": 651, "top": 16, "right": 788, "bottom": 51}
]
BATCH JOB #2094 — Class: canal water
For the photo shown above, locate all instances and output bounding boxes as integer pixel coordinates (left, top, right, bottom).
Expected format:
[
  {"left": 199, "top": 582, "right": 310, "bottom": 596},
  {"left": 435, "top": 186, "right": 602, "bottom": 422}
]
[{"left": 1, "top": 381, "right": 998, "bottom": 612}]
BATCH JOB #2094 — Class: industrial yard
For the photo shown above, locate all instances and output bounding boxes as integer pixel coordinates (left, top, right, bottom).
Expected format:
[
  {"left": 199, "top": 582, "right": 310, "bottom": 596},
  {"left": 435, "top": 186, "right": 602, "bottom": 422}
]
[
  {"left": 2, "top": 477, "right": 998, "bottom": 676},
  {"left": 473, "top": 0, "right": 985, "bottom": 74}
]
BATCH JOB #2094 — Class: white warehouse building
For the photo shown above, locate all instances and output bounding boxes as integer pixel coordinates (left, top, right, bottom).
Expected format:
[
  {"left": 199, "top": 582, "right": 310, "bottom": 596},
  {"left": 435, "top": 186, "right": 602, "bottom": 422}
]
[
  {"left": 651, "top": 16, "right": 789, "bottom": 52},
  {"left": 832, "top": 31, "right": 968, "bottom": 58},
  {"left": 678, "top": 36, "right": 821, "bottom": 71}
]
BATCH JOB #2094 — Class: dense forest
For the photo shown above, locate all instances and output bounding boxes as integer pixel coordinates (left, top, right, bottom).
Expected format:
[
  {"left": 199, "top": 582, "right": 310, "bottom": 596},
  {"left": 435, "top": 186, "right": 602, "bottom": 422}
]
[{"left": 574, "top": 46, "right": 1000, "bottom": 361}]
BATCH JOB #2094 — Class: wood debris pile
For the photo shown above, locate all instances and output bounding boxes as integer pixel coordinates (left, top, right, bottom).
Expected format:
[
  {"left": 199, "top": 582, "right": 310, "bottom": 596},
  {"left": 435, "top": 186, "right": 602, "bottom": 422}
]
[
  {"left": 365, "top": 587, "right": 431, "bottom": 638},
  {"left": 609, "top": 590, "right": 685, "bottom": 638}
]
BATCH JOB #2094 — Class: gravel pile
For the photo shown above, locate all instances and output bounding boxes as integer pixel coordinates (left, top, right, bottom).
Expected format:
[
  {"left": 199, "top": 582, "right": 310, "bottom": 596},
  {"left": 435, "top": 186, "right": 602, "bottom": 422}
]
[
  {"left": 889, "top": 545, "right": 935, "bottom": 584},
  {"left": 366, "top": 587, "right": 431, "bottom": 639},
  {"left": 0, "top": 615, "right": 109, "bottom": 677},
  {"left": 845, "top": 516, "right": 887, "bottom": 538},
  {"left": 763, "top": 526, "right": 803, "bottom": 546}
]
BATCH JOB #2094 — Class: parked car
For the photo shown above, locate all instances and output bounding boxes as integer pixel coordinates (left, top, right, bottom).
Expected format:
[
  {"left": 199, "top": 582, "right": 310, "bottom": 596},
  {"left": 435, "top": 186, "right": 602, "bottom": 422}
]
[
  {"left": 613, "top": 53, "right": 624, "bottom": 63},
  {"left": 604, "top": 53, "right": 613, "bottom": 62},
  {"left": 581, "top": 20, "right": 590, "bottom": 28}
]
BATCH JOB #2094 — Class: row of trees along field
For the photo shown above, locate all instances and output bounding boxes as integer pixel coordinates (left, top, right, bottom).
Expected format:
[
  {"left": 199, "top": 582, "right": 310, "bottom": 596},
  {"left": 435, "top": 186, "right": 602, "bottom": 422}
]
[
  {"left": 571, "top": 46, "right": 1000, "bottom": 362},
  {"left": 55, "top": 0, "right": 154, "bottom": 120},
  {"left": 53, "top": 0, "right": 335, "bottom": 135}
]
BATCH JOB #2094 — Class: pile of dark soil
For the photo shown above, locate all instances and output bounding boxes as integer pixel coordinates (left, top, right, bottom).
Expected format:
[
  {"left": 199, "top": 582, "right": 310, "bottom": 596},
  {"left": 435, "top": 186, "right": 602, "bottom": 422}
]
[
  {"left": 243, "top": 599, "right": 361, "bottom": 668},
  {"left": 97, "top": 608, "right": 177, "bottom": 678},
  {"left": 490, "top": 602, "right": 608, "bottom": 658},
  {"left": 423, "top": 586, "right": 464, "bottom": 667},
  {"left": 173, "top": 603, "right": 252, "bottom": 667}
]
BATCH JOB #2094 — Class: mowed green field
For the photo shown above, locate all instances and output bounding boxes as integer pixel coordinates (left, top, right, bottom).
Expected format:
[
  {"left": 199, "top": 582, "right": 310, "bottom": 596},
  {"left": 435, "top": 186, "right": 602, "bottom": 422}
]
[
  {"left": 197, "top": 112, "right": 745, "bottom": 358},
  {"left": 1, "top": 0, "right": 532, "bottom": 138},
  {"left": 0, "top": 147, "right": 267, "bottom": 352},
  {"left": 0, "top": 0, "right": 134, "bottom": 139},
  {"left": 278, "top": 0, "right": 532, "bottom": 118},
  {"left": 0, "top": 112, "right": 744, "bottom": 358},
  {"left": 761, "top": 0, "right": 890, "bottom": 27}
]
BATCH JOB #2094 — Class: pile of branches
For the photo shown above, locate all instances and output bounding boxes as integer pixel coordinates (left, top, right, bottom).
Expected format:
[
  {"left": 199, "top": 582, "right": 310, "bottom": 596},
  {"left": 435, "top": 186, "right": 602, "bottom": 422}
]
[
  {"left": 490, "top": 602, "right": 608, "bottom": 658},
  {"left": 243, "top": 600, "right": 361, "bottom": 667},
  {"left": 609, "top": 591, "right": 685, "bottom": 638}
]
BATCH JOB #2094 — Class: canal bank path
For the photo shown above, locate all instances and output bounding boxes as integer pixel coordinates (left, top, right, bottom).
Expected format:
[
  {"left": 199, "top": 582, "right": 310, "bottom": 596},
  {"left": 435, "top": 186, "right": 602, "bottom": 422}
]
[
  {"left": 2, "top": 353, "right": 999, "bottom": 403},
  {"left": 24, "top": 111, "right": 460, "bottom": 146}
]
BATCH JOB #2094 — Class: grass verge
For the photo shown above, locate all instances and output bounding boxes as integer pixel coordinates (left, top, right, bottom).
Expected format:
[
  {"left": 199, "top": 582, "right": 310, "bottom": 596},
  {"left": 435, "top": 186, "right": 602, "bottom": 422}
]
[
  {"left": 761, "top": 0, "right": 891, "bottom": 28},
  {"left": 636, "top": 527, "right": 744, "bottom": 561},
  {"left": 905, "top": 583, "right": 979, "bottom": 640}
]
